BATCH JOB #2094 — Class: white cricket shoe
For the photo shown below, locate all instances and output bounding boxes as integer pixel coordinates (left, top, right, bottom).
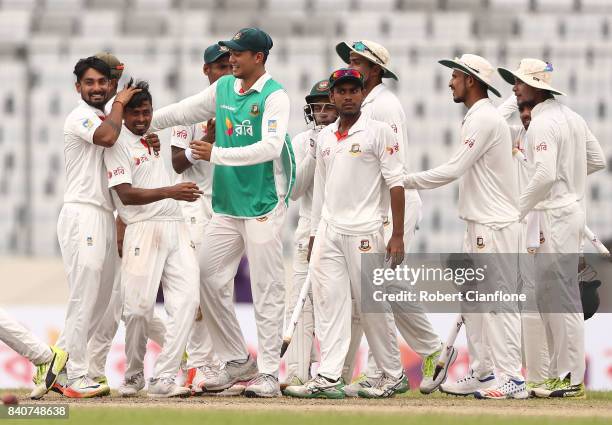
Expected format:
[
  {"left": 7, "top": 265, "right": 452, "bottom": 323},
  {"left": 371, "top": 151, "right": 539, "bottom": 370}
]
[
  {"left": 244, "top": 373, "right": 281, "bottom": 398},
  {"left": 440, "top": 372, "right": 496, "bottom": 396},
  {"left": 343, "top": 374, "right": 375, "bottom": 397},
  {"left": 474, "top": 377, "right": 528, "bottom": 399},
  {"left": 200, "top": 355, "right": 258, "bottom": 391},
  {"left": 420, "top": 347, "right": 458, "bottom": 394},
  {"left": 358, "top": 374, "right": 409, "bottom": 399},
  {"left": 283, "top": 375, "right": 345, "bottom": 399},
  {"left": 147, "top": 377, "right": 191, "bottom": 398},
  {"left": 62, "top": 375, "right": 110, "bottom": 398},
  {"left": 118, "top": 372, "right": 145, "bottom": 397}
]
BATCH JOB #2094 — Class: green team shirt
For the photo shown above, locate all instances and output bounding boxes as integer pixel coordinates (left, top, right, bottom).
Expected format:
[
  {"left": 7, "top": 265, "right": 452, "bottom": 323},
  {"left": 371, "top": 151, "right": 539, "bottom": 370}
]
[{"left": 213, "top": 75, "right": 295, "bottom": 218}]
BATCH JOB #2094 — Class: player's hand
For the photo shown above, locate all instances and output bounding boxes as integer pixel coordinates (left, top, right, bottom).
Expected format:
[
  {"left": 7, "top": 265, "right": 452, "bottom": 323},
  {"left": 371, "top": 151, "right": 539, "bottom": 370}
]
[
  {"left": 167, "top": 182, "right": 203, "bottom": 202},
  {"left": 386, "top": 235, "right": 405, "bottom": 269},
  {"left": 190, "top": 140, "right": 213, "bottom": 161},
  {"left": 114, "top": 84, "right": 142, "bottom": 106},
  {"left": 144, "top": 133, "right": 161, "bottom": 154},
  {"left": 202, "top": 118, "right": 216, "bottom": 144},
  {"left": 307, "top": 236, "right": 315, "bottom": 262},
  {"left": 116, "top": 216, "right": 127, "bottom": 258}
]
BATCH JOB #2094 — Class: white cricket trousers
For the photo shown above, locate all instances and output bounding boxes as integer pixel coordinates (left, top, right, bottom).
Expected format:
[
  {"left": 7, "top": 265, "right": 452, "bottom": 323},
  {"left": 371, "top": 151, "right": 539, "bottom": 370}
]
[
  {"left": 312, "top": 221, "right": 403, "bottom": 381},
  {"left": 535, "top": 202, "right": 585, "bottom": 385},
  {"left": 122, "top": 220, "right": 199, "bottom": 380},
  {"left": 182, "top": 195, "right": 224, "bottom": 369},
  {"left": 342, "top": 192, "right": 441, "bottom": 382},
  {"left": 198, "top": 203, "right": 286, "bottom": 376},
  {"left": 461, "top": 220, "right": 523, "bottom": 381},
  {"left": 285, "top": 217, "right": 317, "bottom": 382},
  {"left": 518, "top": 219, "right": 550, "bottom": 383},
  {"left": 56, "top": 203, "right": 117, "bottom": 380},
  {"left": 0, "top": 308, "right": 52, "bottom": 365}
]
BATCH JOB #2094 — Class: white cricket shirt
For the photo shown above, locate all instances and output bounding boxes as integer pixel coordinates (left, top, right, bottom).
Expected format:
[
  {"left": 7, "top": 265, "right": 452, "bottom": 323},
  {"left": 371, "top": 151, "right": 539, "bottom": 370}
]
[
  {"left": 104, "top": 126, "right": 182, "bottom": 224},
  {"left": 311, "top": 114, "right": 405, "bottom": 236},
  {"left": 290, "top": 127, "right": 320, "bottom": 221},
  {"left": 63, "top": 99, "right": 114, "bottom": 211}
]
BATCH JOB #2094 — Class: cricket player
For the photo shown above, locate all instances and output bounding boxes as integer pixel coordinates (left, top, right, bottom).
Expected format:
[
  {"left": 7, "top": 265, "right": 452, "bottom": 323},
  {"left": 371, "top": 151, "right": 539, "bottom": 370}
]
[
  {"left": 104, "top": 80, "right": 201, "bottom": 398},
  {"left": 497, "top": 59, "right": 605, "bottom": 398},
  {"left": 404, "top": 54, "right": 527, "bottom": 399},
  {"left": 150, "top": 28, "right": 295, "bottom": 397},
  {"left": 283, "top": 79, "right": 338, "bottom": 387},
  {"left": 498, "top": 95, "right": 552, "bottom": 389},
  {"left": 0, "top": 309, "right": 68, "bottom": 399},
  {"left": 169, "top": 43, "right": 233, "bottom": 393},
  {"left": 56, "top": 56, "right": 140, "bottom": 398},
  {"left": 284, "top": 68, "right": 407, "bottom": 399},
  {"left": 86, "top": 51, "right": 166, "bottom": 391},
  {"left": 336, "top": 39, "right": 450, "bottom": 395}
]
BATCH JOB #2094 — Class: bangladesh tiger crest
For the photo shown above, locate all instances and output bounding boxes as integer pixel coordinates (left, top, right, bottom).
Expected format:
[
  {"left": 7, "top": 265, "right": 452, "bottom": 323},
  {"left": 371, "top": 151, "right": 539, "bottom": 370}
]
[
  {"left": 476, "top": 236, "right": 485, "bottom": 249},
  {"left": 349, "top": 143, "right": 362, "bottom": 156},
  {"left": 250, "top": 103, "right": 260, "bottom": 117},
  {"left": 359, "top": 239, "right": 371, "bottom": 252},
  {"left": 539, "top": 231, "right": 545, "bottom": 244}
]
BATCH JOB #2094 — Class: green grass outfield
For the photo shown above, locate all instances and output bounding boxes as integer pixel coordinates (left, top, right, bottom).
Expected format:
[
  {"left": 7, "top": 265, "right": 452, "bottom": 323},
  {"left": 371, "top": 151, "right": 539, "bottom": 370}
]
[{"left": 1, "top": 390, "right": 612, "bottom": 425}]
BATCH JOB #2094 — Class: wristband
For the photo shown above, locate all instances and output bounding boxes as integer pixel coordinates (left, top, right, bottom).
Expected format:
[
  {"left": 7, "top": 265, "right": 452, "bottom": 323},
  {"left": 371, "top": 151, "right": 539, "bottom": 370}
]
[
  {"left": 185, "top": 148, "right": 197, "bottom": 164},
  {"left": 112, "top": 100, "right": 125, "bottom": 108}
]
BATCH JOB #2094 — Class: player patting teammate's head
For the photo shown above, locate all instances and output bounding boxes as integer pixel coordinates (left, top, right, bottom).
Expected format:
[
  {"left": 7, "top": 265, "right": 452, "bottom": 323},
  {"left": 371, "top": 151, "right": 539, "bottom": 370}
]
[
  {"left": 73, "top": 56, "right": 112, "bottom": 110},
  {"left": 203, "top": 44, "right": 231, "bottom": 84},
  {"left": 219, "top": 27, "right": 273, "bottom": 79},
  {"left": 304, "top": 79, "right": 338, "bottom": 128},
  {"left": 328, "top": 68, "right": 365, "bottom": 117},
  {"left": 123, "top": 79, "right": 152, "bottom": 136}
]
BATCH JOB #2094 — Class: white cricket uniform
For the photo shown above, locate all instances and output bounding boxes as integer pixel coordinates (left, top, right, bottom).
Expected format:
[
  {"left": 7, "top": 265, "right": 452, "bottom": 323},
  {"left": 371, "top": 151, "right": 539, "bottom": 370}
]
[
  {"left": 310, "top": 114, "right": 404, "bottom": 381},
  {"left": 170, "top": 123, "right": 222, "bottom": 370},
  {"left": 150, "top": 72, "right": 291, "bottom": 377},
  {"left": 56, "top": 100, "right": 118, "bottom": 380},
  {"left": 521, "top": 98, "right": 605, "bottom": 385},
  {"left": 405, "top": 98, "right": 523, "bottom": 381},
  {"left": 343, "top": 83, "right": 441, "bottom": 382},
  {"left": 104, "top": 126, "right": 199, "bottom": 380},
  {"left": 0, "top": 309, "right": 53, "bottom": 365},
  {"left": 285, "top": 128, "right": 319, "bottom": 382},
  {"left": 498, "top": 95, "right": 550, "bottom": 384}
]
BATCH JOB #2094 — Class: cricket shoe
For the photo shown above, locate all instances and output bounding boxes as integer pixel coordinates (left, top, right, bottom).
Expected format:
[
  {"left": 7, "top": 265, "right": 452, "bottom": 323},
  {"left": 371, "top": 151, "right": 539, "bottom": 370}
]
[
  {"left": 280, "top": 375, "right": 305, "bottom": 391},
  {"left": 200, "top": 355, "right": 258, "bottom": 391},
  {"left": 62, "top": 376, "right": 110, "bottom": 398},
  {"left": 284, "top": 375, "right": 345, "bottom": 399},
  {"left": 118, "top": 372, "right": 145, "bottom": 397},
  {"left": 183, "top": 367, "right": 203, "bottom": 395},
  {"left": 440, "top": 371, "right": 496, "bottom": 396},
  {"left": 344, "top": 374, "right": 375, "bottom": 397},
  {"left": 50, "top": 369, "right": 67, "bottom": 395},
  {"left": 420, "top": 347, "right": 458, "bottom": 394},
  {"left": 358, "top": 373, "right": 409, "bottom": 399},
  {"left": 532, "top": 375, "right": 586, "bottom": 399},
  {"left": 148, "top": 377, "right": 191, "bottom": 398},
  {"left": 30, "top": 346, "right": 69, "bottom": 400},
  {"left": 92, "top": 375, "right": 111, "bottom": 396},
  {"left": 526, "top": 380, "right": 546, "bottom": 397},
  {"left": 244, "top": 373, "right": 282, "bottom": 398},
  {"left": 474, "top": 377, "right": 528, "bottom": 399}
]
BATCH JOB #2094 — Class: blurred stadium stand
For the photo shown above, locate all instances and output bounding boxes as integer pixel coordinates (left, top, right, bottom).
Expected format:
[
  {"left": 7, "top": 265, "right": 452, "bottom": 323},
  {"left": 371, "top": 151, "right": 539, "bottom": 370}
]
[{"left": 0, "top": 0, "right": 610, "bottom": 256}]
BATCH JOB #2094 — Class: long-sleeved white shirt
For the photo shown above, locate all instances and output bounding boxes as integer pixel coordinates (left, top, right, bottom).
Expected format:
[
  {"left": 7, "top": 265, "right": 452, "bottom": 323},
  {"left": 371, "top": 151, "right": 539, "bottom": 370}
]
[
  {"left": 361, "top": 83, "right": 422, "bottom": 217},
  {"left": 404, "top": 98, "right": 520, "bottom": 228},
  {"left": 290, "top": 128, "right": 319, "bottom": 221},
  {"left": 311, "top": 114, "right": 404, "bottom": 236},
  {"left": 520, "top": 98, "right": 606, "bottom": 216},
  {"left": 497, "top": 96, "right": 532, "bottom": 193},
  {"left": 150, "top": 72, "right": 290, "bottom": 167}
]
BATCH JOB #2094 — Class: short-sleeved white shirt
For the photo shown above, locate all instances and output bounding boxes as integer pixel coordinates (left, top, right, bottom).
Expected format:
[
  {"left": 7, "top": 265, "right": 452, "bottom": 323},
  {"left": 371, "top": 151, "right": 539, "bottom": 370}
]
[
  {"left": 63, "top": 99, "right": 114, "bottom": 211},
  {"left": 104, "top": 126, "right": 182, "bottom": 224}
]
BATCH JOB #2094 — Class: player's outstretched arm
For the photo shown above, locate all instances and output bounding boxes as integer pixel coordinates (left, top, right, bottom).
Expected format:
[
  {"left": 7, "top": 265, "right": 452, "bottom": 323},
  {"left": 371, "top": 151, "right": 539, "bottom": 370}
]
[
  {"left": 93, "top": 84, "right": 141, "bottom": 147},
  {"left": 150, "top": 84, "right": 217, "bottom": 132},
  {"left": 112, "top": 182, "right": 203, "bottom": 205}
]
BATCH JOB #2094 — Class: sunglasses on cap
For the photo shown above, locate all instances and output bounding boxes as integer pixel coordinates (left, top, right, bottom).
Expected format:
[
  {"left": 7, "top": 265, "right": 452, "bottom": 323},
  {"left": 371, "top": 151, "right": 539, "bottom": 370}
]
[
  {"left": 352, "top": 41, "right": 385, "bottom": 65},
  {"left": 330, "top": 68, "right": 363, "bottom": 82}
]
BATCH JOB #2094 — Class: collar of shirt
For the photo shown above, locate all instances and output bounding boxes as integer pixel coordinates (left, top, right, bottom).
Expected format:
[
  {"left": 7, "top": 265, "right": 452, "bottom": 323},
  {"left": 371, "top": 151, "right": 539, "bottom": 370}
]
[
  {"left": 329, "top": 113, "right": 368, "bottom": 139},
  {"left": 530, "top": 97, "right": 557, "bottom": 119},
  {"left": 462, "top": 97, "right": 490, "bottom": 124},
  {"left": 78, "top": 99, "right": 106, "bottom": 119},
  {"left": 121, "top": 125, "right": 148, "bottom": 148},
  {"left": 233, "top": 72, "right": 272, "bottom": 96},
  {"left": 361, "top": 83, "right": 387, "bottom": 108}
]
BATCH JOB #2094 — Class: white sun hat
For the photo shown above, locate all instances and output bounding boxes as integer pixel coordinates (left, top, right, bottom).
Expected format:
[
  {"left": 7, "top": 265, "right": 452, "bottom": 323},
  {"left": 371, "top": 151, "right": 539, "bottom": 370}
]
[
  {"left": 438, "top": 54, "right": 501, "bottom": 97},
  {"left": 498, "top": 58, "right": 566, "bottom": 96},
  {"left": 336, "top": 40, "right": 398, "bottom": 81}
]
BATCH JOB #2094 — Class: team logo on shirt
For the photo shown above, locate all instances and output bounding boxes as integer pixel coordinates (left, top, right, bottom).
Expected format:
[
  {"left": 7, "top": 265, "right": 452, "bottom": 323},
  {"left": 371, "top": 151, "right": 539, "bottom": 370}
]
[
  {"left": 321, "top": 147, "right": 331, "bottom": 157},
  {"left": 86, "top": 236, "right": 93, "bottom": 246},
  {"left": 386, "top": 142, "right": 399, "bottom": 155},
  {"left": 135, "top": 154, "right": 149, "bottom": 166},
  {"left": 173, "top": 129, "right": 188, "bottom": 139},
  {"left": 359, "top": 239, "right": 371, "bottom": 252},
  {"left": 250, "top": 104, "right": 260, "bottom": 117},
  {"left": 82, "top": 118, "right": 94, "bottom": 129},
  {"left": 536, "top": 142, "right": 547, "bottom": 152},
  {"left": 539, "top": 231, "right": 546, "bottom": 244},
  {"left": 390, "top": 123, "right": 398, "bottom": 134},
  {"left": 225, "top": 118, "right": 234, "bottom": 135},
  {"left": 349, "top": 143, "right": 362, "bottom": 156},
  {"left": 464, "top": 138, "right": 475, "bottom": 149},
  {"left": 110, "top": 166, "right": 125, "bottom": 176},
  {"left": 267, "top": 120, "right": 277, "bottom": 134},
  {"left": 476, "top": 236, "right": 485, "bottom": 249},
  {"left": 236, "top": 120, "right": 254, "bottom": 136}
]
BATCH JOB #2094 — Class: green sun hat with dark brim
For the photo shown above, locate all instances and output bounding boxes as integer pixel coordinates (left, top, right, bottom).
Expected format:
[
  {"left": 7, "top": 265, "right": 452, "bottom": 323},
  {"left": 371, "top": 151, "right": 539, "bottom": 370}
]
[
  {"left": 203, "top": 43, "right": 230, "bottom": 64},
  {"left": 219, "top": 27, "right": 273, "bottom": 54}
]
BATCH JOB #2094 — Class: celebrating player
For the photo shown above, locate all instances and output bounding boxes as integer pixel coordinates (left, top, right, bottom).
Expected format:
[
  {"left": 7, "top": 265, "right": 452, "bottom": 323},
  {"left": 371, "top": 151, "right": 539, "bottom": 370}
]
[
  {"left": 104, "top": 80, "right": 201, "bottom": 398},
  {"left": 404, "top": 54, "right": 527, "bottom": 399},
  {"left": 284, "top": 68, "right": 407, "bottom": 399},
  {"left": 150, "top": 27, "right": 294, "bottom": 397}
]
